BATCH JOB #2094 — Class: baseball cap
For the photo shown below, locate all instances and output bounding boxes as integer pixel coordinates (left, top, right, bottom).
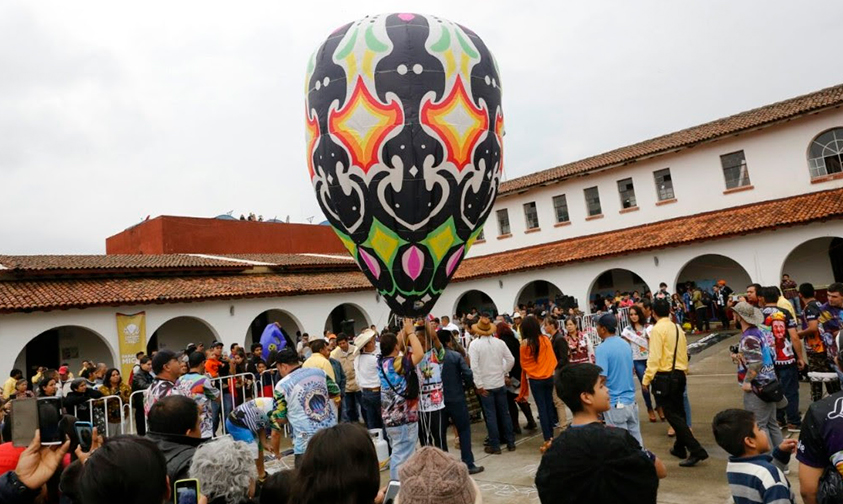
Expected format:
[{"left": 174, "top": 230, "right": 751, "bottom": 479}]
[
  {"left": 59, "top": 366, "right": 69, "bottom": 375},
  {"left": 188, "top": 351, "right": 206, "bottom": 368},
  {"left": 597, "top": 313, "right": 618, "bottom": 333},
  {"left": 210, "top": 340, "right": 224, "bottom": 348},
  {"left": 512, "top": 312, "right": 522, "bottom": 319}
]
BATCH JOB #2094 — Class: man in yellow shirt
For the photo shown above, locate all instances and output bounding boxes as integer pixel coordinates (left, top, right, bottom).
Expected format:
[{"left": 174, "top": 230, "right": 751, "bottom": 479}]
[
  {"left": 3, "top": 369, "right": 23, "bottom": 399},
  {"left": 642, "top": 299, "right": 708, "bottom": 467},
  {"left": 302, "top": 339, "right": 336, "bottom": 381}
]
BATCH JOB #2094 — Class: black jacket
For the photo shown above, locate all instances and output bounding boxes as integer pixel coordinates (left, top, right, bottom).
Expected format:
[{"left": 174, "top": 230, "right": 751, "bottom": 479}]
[
  {"left": 0, "top": 472, "right": 40, "bottom": 504},
  {"left": 132, "top": 370, "right": 153, "bottom": 407},
  {"left": 63, "top": 389, "right": 104, "bottom": 423},
  {"left": 146, "top": 432, "right": 205, "bottom": 495}
]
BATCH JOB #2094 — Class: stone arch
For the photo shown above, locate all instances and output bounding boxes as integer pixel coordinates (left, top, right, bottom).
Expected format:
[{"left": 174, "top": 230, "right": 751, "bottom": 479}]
[
  {"left": 453, "top": 289, "right": 499, "bottom": 318},
  {"left": 12, "top": 325, "right": 115, "bottom": 384},
  {"left": 588, "top": 268, "right": 651, "bottom": 312},
  {"left": 780, "top": 236, "right": 843, "bottom": 286},
  {"left": 147, "top": 316, "right": 219, "bottom": 354},
  {"left": 324, "top": 303, "right": 371, "bottom": 337},
  {"left": 674, "top": 254, "right": 753, "bottom": 295},
  {"left": 514, "top": 280, "right": 565, "bottom": 310},
  {"left": 246, "top": 309, "right": 304, "bottom": 347}
]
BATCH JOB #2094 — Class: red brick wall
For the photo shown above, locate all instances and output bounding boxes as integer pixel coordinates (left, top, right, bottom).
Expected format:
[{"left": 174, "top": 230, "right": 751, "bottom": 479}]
[{"left": 106, "top": 216, "right": 346, "bottom": 255}]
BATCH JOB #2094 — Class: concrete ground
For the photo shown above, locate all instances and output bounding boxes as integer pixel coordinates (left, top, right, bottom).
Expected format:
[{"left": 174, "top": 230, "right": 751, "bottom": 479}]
[{"left": 270, "top": 332, "right": 810, "bottom": 503}]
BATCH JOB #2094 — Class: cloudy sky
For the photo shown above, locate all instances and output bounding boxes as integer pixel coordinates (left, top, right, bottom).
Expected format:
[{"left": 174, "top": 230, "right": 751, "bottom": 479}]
[{"left": 2, "top": 1, "right": 841, "bottom": 254}]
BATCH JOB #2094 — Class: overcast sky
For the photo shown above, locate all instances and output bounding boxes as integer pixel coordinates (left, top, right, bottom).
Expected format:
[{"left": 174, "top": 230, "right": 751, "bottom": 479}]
[{"left": 2, "top": 1, "right": 841, "bottom": 254}]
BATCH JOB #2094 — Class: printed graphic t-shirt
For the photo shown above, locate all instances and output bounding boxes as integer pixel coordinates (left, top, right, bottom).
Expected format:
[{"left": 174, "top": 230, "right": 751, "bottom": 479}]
[
  {"left": 761, "top": 306, "right": 797, "bottom": 366},
  {"left": 417, "top": 346, "right": 445, "bottom": 413},
  {"left": 802, "top": 300, "right": 826, "bottom": 355},
  {"left": 379, "top": 355, "right": 419, "bottom": 427},
  {"left": 738, "top": 327, "right": 777, "bottom": 386},
  {"left": 797, "top": 391, "right": 843, "bottom": 474}
]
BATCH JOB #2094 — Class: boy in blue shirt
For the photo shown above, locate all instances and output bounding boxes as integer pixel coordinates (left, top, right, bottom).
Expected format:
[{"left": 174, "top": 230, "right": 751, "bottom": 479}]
[
  {"left": 712, "top": 408, "right": 797, "bottom": 504},
  {"left": 594, "top": 313, "right": 642, "bottom": 446}
]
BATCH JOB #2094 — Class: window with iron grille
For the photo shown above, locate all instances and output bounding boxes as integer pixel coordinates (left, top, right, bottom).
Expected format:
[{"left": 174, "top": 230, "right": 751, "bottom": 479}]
[
  {"left": 653, "top": 168, "right": 675, "bottom": 201},
  {"left": 552, "top": 194, "right": 569, "bottom": 223},
  {"left": 496, "top": 209, "right": 510, "bottom": 235},
  {"left": 808, "top": 128, "right": 843, "bottom": 178},
  {"left": 523, "top": 202, "right": 539, "bottom": 229},
  {"left": 584, "top": 186, "right": 602, "bottom": 216},
  {"left": 720, "top": 150, "right": 751, "bottom": 189},
  {"left": 617, "top": 178, "right": 637, "bottom": 209}
]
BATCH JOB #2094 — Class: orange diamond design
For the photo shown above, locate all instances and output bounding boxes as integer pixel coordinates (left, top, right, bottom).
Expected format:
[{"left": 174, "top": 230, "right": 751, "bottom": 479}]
[
  {"left": 422, "top": 77, "right": 489, "bottom": 171},
  {"left": 495, "top": 110, "right": 504, "bottom": 174},
  {"left": 328, "top": 76, "right": 403, "bottom": 173},
  {"left": 305, "top": 108, "right": 320, "bottom": 179}
]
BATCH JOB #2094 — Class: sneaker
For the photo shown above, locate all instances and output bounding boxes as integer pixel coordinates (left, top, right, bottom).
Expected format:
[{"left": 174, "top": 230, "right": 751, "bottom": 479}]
[
  {"left": 484, "top": 446, "right": 501, "bottom": 455},
  {"left": 468, "top": 465, "right": 485, "bottom": 475}
]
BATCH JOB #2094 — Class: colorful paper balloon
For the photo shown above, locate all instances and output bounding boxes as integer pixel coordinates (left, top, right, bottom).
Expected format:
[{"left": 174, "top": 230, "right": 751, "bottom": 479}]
[
  {"left": 259, "top": 323, "right": 288, "bottom": 360},
  {"left": 305, "top": 13, "right": 503, "bottom": 316}
]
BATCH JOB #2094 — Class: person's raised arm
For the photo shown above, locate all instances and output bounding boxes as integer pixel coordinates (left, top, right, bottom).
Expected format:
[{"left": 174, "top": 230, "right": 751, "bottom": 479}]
[{"left": 408, "top": 330, "right": 424, "bottom": 366}]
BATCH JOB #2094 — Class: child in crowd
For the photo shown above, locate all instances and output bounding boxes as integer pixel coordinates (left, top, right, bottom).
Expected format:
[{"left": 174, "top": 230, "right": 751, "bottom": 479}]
[
  {"left": 712, "top": 408, "right": 796, "bottom": 504},
  {"left": 534, "top": 363, "right": 665, "bottom": 503}
]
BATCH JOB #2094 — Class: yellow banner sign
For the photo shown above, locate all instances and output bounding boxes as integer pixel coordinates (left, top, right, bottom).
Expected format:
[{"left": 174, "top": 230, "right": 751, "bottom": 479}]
[{"left": 116, "top": 312, "right": 147, "bottom": 379}]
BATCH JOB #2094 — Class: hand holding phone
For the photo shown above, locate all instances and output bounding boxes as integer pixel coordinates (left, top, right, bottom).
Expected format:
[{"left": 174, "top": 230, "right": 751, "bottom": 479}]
[
  {"left": 383, "top": 481, "right": 400, "bottom": 504},
  {"left": 75, "top": 422, "right": 94, "bottom": 452}
]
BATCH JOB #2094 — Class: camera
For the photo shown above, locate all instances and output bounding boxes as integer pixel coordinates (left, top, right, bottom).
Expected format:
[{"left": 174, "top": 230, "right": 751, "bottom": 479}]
[{"left": 729, "top": 345, "right": 739, "bottom": 354}]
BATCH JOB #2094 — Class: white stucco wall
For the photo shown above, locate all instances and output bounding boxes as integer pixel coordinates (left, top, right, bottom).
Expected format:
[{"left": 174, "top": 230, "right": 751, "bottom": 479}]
[{"left": 471, "top": 109, "right": 843, "bottom": 257}]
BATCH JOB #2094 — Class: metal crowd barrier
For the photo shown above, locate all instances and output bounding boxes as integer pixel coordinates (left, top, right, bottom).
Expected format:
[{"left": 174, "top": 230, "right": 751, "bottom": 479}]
[{"left": 69, "top": 395, "right": 127, "bottom": 437}]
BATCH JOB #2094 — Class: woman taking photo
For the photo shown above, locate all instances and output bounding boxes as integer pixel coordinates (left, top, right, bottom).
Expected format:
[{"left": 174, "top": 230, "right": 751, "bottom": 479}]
[
  {"left": 516, "top": 316, "right": 558, "bottom": 447},
  {"left": 98, "top": 368, "right": 131, "bottom": 436},
  {"left": 564, "top": 318, "right": 594, "bottom": 365},
  {"left": 620, "top": 305, "right": 661, "bottom": 423}
]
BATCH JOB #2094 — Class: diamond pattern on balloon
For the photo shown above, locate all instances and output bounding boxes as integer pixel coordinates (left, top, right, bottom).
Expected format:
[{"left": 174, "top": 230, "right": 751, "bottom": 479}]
[
  {"left": 423, "top": 217, "right": 457, "bottom": 262},
  {"left": 367, "top": 220, "right": 401, "bottom": 266},
  {"left": 329, "top": 76, "right": 404, "bottom": 173},
  {"left": 421, "top": 76, "right": 488, "bottom": 171}
]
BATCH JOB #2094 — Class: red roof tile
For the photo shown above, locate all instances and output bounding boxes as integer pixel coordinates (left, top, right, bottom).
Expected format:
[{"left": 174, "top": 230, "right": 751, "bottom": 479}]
[
  {"left": 499, "top": 83, "right": 843, "bottom": 195},
  {"left": 2, "top": 188, "right": 841, "bottom": 313},
  {"left": 0, "top": 254, "right": 252, "bottom": 272}
]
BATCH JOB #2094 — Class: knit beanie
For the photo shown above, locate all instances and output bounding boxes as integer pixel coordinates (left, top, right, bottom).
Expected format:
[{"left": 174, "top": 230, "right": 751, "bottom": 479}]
[{"left": 397, "top": 447, "right": 481, "bottom": 504}]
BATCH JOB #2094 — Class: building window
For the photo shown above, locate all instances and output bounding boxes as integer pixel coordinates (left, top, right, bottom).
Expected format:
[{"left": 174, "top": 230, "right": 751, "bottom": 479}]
[
  {"left": 477, "top": 228, "right": 485, "bottom": 241},
  {"left": 653, "top": 168, "right": 674, "bottom": 201},
  {"left": 584, "top": 186, "right": 602, "bottom": 216},
  {"left": 552, "top": 194, "right": 569, "bottom": 223},
  {"left": 523, "top": 202, "right": 539, "bottom": 230},
  {"left": 720, "top": 150, "right": 751, "bottom": 189},
  {"left": 496, "top": 209, "right": 510, "bottom": 236},
  {"left": 808, "top": 128, "right": 843, "bottom": 178},
  {"left": 617, "top": 178, "right": 637, "bottom": 209}
]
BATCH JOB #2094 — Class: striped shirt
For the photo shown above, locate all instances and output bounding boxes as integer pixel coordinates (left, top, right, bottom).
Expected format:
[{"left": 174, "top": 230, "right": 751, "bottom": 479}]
[{"left": 726, "top": 448, "right": 795, "bottom": 504}]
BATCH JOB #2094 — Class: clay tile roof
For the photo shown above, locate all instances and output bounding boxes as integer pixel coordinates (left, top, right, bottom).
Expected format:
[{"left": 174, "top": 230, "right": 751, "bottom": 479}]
[
  {"left": 453, "top": 187, "right": 843, "bottom": 280},
  {"left": 499, "top": 83, "right": 843, "bottom": 195},
  {"left": 0, "top": 254, "right": 252, "bottom": 273},
  {"left": 219, "top": 253, "right": 356, "bottom": 268}
]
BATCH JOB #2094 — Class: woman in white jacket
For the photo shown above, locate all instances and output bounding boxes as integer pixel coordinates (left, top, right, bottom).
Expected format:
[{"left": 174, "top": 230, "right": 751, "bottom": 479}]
[{"left": 620, "top": 305, "right": 661, "bottom": 423}]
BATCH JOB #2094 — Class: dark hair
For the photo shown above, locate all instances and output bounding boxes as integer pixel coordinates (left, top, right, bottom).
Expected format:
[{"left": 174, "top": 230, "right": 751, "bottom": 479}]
[
  {"left": 761, "top": 286, "right": 779, "bottom": 304},
  {"left": 639, "top": 297, "right": 652, "bottom": 309},
  {"left": 78, "top": 435, "right": 168, "bottom": 504},
  {"left": 555, "top": 363, "right": 602, "bottom": 414},
  {"left": 267, "top": 350, "right": 279, "bottom": 368},
  {"left": 230, "top": 343, "right": 239, "bottom": 351},
  {"left": 379, "top": 332, "right": 398, "bottom": 357},
  {"left": 659, "top": 282, "right": 667, "bottom": 288},
  {"left": 139, "top": 356, "right": 151, "bottom": 365},
  {"left": 310, "top": 339, "right": 328, "bottom": 354},
  {"left": 38, "top": 376, "right": 56, "bottom": 396},
  {"left": 520, "top": 316, "right": 543, "bottom": 360},
  {"left": 628, "top": 305, "right": 646, "bottom": 328},
  {"left": 251, "top": 343, "right": 263, "bottom": 352},
  {"left": 712, "top": 408, "right": 756, "bottom": 457},
  {"left": 288, "top": 423, "right": 379, "bottom": 504},
  {"left": 276, "top": 348, "right": 300, "bottom": 365},
  {"left": 829, "top": 282, "right": 843, "bottom": 295},
  {"left": 799, "top": 282, "right": 815, "bottom": 298},
  {"left": 261, "top": 470, "right": 295, "bottom": 504},
  {"left": 135, "top": 351, "right": 145, "bottom": 359},
  {"left": 148, "top": 395, "right": 198, "bottom": 435},
  {"left": 151, "top": 349, "right": 177, "bottom": 375},
  {"left": 747, "top": 283, "right": 762, "bottom": 292},
  {"left": 188, "top": 351, "right": 206, "bottom": 369},
  {"left": 653, "top": 298, "right": 671, "bottom": 318},
  {"left": 436, "top": 329, "right": 452, "bottom": 345},
  {"left": 10, "top": 368, "right": 21, "bottom": 378},
  {"left": 336, "top": 333, "right": 349, "bottom": 343},
  {"left": 104, "top": 368, "right": 121, "bottom": 387}
]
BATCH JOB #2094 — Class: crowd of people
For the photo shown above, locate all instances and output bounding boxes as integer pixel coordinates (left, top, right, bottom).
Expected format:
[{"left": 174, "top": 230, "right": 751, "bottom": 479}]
[{"left": 0, "top": 276, "right": 842, "bottom": 503}]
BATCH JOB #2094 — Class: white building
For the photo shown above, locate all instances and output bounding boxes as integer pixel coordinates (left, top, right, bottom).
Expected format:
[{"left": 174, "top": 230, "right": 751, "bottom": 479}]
[{"left": 2, "top": 83, "right": 843, "bottom": 379}]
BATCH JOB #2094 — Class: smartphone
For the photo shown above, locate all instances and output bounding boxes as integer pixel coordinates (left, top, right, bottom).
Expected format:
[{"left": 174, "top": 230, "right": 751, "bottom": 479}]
[
  {"left": 174, "top": 479, "right": 200, "bottom": 504},
  {"left": 75, "top": 421, "right": 93, "bottom": 452},
  {"left": 38, "top": 397, "right": 64, "bottom": 445},
  {"left": 11, "top": 399, "right": 38, "bottom": 447},
  {"left": 383, "top": 480, "right": 400, "bottom": 504}
]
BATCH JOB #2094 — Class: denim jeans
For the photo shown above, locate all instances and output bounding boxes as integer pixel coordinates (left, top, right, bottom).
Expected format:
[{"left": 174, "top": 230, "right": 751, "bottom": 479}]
[
  {"left": 442, "top": 400, "right": 475, "bottom": 468},
  {"left": 603, "top": 402, "right": 643, "bottom": 447},
  {"left": 360, "top": 390, "right": 384, "bottom": 430},
  {"left": 344, "top": 391, "right": 363, "bottom": 423},
  {"left": 385, "top": 422, "right": 419, "bottom": 481},
  {"left": 775, "top": 363, "right": 801, "bottom": 427},
  {"left": 633, "top": 360, "right": 654, "bottom": 411},
  {"left": 210, "top": 399, "right": 221, "bottom": 434},
  {"left": 529, "top": 378, "right": 556, "bottom": 441},
  {"left": 479, "top": 386, "right": 514, "bottom": 449}
]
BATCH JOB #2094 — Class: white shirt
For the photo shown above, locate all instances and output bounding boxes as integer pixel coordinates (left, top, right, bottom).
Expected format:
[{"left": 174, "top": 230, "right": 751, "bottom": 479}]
[
  {"left": 468, "top": 335, "right": 514, "bottom": 390},
  {"left": 354, "top": 351, "right": 381, "bottom": 389},
  {"left": 441, "top": 322, "right": 460, "bottom": 334}
]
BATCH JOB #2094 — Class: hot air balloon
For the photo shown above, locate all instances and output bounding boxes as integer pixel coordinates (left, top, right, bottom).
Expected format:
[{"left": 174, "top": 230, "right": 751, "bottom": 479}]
[{"left": 305, "top": 13, "right": 503, "bottom": 317}]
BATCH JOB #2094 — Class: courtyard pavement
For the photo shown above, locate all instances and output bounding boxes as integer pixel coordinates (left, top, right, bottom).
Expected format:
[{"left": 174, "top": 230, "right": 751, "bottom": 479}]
[{"left": 270, "top": 331, "right": 811, "bottom": 503}]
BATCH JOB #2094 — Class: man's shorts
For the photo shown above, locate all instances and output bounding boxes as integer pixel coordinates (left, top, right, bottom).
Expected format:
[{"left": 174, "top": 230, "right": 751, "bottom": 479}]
[{"left": 225, "top": 418, "right": 260, "bottom": 458}]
